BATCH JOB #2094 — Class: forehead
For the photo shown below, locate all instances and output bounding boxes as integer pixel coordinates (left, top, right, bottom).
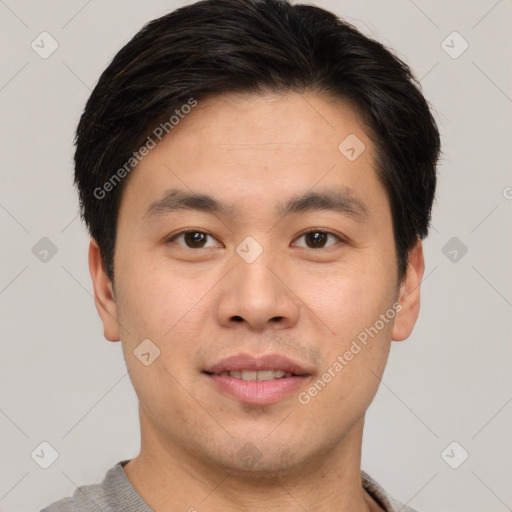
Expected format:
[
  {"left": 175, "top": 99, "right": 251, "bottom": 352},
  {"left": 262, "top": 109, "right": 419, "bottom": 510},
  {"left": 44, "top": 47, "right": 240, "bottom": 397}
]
[
  {"left": 119, "top": 91, "right": 386, "bottom": 220},
  {"left": 169, "top": 91, "right": 369, "bottom": 154}
]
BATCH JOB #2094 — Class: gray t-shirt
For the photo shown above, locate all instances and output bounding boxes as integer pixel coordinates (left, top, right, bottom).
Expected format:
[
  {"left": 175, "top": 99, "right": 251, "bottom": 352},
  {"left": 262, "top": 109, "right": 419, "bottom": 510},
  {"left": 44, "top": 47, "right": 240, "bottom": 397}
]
[{"left": 41, "top": 460, "right": 417, "bottom": 512}]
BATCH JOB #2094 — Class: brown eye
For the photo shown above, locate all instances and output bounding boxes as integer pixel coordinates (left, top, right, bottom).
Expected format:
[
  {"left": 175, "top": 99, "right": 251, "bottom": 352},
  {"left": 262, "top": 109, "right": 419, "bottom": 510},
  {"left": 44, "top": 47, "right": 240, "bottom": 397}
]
[
  {"left": 293, "top": 231, "right": 341, "bottom": 249},
  {"left": 170, "top": 231, "right": 221, "bottom": 249}
]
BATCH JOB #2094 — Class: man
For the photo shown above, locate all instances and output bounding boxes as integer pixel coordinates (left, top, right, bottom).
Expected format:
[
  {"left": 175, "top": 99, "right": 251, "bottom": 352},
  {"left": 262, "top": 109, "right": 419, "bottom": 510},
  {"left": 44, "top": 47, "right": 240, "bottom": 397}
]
[{"left": 42, "top": 0, "right": 440, "bottom": 510}]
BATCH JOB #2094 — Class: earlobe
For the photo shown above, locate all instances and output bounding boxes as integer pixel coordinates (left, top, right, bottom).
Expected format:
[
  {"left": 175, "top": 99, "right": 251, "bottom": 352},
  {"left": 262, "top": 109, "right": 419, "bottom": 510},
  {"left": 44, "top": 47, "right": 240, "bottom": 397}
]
[
  {"left": 392, "top": 239, "right": 425, "bottom": 342},
  {"left": 88, "top": 239, "right": 121, "bottom": 342}
]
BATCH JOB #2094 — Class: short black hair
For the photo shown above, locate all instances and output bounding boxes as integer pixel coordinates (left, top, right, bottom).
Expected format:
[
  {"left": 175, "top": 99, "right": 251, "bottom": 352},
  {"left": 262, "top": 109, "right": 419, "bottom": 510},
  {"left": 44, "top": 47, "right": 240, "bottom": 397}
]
[{"left": 74, "top": 0, "right": 441, "bottom": 281}]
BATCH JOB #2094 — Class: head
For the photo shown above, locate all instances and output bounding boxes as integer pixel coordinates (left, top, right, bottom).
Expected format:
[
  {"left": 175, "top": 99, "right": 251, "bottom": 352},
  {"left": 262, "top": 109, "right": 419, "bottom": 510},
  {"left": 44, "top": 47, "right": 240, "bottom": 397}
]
[{"left": 80, "top": 0, "right": 440, "bottom": 476}]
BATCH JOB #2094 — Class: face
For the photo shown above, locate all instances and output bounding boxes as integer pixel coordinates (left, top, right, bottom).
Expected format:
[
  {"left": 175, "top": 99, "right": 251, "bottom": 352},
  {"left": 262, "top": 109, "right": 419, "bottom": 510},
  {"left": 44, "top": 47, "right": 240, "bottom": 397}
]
[{"left": 90, "top": 91, "right": 423, "bottom": 476}]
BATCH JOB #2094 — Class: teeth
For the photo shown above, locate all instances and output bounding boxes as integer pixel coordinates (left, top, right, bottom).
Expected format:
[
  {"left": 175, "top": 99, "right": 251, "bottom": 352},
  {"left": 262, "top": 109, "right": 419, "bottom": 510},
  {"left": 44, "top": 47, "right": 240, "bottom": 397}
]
[
  {"left": 241, "top": 370, "right": 257, "bottom": 381},
  {"left": 221, "top": 370, "right": 293, "bottom": 381},
  {"left": 256, "top": 370, "right": 278, "bottom": 381}
]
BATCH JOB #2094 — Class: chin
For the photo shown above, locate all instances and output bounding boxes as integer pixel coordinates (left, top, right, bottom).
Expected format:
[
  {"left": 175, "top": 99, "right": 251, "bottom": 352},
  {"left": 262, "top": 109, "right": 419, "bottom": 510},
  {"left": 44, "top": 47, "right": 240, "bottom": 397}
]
[{"left": 196, "top": 435, "right": 317, "bottom": 479}]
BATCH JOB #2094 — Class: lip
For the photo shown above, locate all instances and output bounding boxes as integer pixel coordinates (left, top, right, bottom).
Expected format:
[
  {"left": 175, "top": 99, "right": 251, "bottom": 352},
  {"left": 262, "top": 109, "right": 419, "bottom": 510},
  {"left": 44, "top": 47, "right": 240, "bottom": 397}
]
[
  {"left": 203, "top": 353, "right": 312, "bottom": 406},
  {"left": 204, "top": 353, "right": 311, "bottom": 375}
]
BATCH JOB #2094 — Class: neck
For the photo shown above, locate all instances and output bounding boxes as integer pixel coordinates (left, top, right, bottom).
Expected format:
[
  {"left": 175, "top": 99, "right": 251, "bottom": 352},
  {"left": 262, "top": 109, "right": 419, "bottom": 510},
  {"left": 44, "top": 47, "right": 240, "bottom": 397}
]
[{"left": 123, "top": 408, "right": 383, "bottom": 512}]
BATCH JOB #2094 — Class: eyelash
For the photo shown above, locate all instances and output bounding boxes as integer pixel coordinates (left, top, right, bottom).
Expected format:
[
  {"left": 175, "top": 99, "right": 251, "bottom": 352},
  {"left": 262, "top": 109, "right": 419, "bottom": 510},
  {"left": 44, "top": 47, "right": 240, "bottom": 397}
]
[{"left": 167, "top": 230, "right": 344, "bottom": 250}]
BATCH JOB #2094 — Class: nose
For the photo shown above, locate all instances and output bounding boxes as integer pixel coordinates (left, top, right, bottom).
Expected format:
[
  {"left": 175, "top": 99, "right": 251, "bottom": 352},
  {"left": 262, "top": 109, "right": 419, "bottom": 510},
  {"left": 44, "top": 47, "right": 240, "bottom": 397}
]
[{"left": 215, "top": 244, "right": 300, "bottom": 331}]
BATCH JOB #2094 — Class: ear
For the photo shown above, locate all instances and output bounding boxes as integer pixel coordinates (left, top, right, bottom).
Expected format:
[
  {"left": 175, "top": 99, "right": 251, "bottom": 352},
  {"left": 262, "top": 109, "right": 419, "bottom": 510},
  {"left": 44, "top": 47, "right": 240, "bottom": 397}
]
[
  {"left": 392, "top": 239, "right": 425, "bottom": 341},
  {"left": 88, "top": 238, "right": 120, "bottom": 342}
]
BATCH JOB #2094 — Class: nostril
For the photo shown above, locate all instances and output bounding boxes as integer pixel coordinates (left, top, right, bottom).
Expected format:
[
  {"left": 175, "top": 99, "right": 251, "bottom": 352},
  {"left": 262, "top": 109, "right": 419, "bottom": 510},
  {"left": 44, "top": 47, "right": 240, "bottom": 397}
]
[{"left": 232, "top": 316, "right": 244, "bottom": 322}]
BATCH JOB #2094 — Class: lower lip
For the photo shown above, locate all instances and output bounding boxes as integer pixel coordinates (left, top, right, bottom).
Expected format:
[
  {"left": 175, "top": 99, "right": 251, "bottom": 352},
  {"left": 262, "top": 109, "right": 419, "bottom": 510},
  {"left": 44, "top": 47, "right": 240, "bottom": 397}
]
[{"left": 206, "top": 374, "right": 308, "bottom": 405}]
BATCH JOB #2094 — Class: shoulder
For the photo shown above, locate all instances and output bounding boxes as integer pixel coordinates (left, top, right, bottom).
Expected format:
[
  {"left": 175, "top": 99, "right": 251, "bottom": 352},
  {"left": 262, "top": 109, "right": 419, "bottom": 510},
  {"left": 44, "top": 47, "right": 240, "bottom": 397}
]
[
  {"left": 40, "top": 495, "right": 78, "bottom": 512},
  {"left": 39, "top": 462, "right": 127, "bottom": 512},
  {"left": 361, "top": 470, "right": 418, "bottom": 512},
  {"left": 40, "top": 479, "right": 108, "bottom": 512}
]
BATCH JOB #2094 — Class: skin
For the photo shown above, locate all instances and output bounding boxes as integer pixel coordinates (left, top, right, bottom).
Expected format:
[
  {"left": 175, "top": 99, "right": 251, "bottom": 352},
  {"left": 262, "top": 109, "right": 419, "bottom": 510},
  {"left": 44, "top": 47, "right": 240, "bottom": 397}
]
[{"left": 89, "top": 91, "right": 424, "bottom": 512}]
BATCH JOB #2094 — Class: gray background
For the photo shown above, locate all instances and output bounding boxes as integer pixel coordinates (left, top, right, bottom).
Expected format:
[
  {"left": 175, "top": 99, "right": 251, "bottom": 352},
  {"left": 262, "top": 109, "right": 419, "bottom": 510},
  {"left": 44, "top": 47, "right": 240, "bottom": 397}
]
[{"left": 1, "top": 0, "right": 511, "bottom": 510}]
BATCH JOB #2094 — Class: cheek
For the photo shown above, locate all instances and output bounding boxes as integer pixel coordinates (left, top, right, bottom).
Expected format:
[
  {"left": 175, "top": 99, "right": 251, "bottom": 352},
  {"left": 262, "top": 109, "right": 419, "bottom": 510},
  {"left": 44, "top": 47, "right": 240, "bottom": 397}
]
[
  {"left": 113, "top": 257, "right": 200, "bottom": 423},
  {"left": 298, "top": 262, "right": 394, "bottom": 342},
  {"left": 115, "top": 249, "right": 198, "bottom": 340},
  {"left": 114, "top": 251, "right": 211, "bottom": 389},
  {"left": 296, "top": 259, "right": 395, "bottom": 404}
]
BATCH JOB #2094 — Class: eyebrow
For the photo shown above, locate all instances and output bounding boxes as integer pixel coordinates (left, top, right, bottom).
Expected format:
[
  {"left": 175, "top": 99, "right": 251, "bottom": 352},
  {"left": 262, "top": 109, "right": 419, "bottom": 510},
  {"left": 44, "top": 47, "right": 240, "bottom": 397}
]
[
  {"left": 144, "top": 188, "right": 369, "bottom": 221},
  {"left": 277, "top": 189, "right": 368, "bottom": 219}
]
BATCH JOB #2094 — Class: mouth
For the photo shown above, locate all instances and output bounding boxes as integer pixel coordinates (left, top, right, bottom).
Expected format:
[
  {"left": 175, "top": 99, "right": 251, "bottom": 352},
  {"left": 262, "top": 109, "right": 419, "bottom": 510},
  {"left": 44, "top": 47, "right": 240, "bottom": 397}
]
[
  {"left": 203, "top": 353, "right": 312, "bottom": 405},
  {"left": 211, "top": 369, "right": 296, "bottom": 381}
]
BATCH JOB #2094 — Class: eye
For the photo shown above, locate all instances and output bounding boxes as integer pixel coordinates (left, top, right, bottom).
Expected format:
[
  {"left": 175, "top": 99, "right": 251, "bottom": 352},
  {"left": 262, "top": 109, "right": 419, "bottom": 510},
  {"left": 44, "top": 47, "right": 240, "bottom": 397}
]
[
  {"left": 168, "top": 231, "right": 222, "bottom": 249},
  {"left": 292, "top": 230, "right": 342, "bottom": 249}
]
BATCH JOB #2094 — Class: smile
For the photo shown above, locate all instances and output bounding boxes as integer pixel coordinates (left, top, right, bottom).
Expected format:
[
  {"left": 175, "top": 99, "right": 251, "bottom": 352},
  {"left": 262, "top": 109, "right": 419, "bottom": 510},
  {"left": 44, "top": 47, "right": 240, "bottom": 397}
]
[
  {"left": 215, "top": 370, "right": 293, "bottom": 381},
  {"left": 203, "top": 353, "right": 312, "bottom": 405}
]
